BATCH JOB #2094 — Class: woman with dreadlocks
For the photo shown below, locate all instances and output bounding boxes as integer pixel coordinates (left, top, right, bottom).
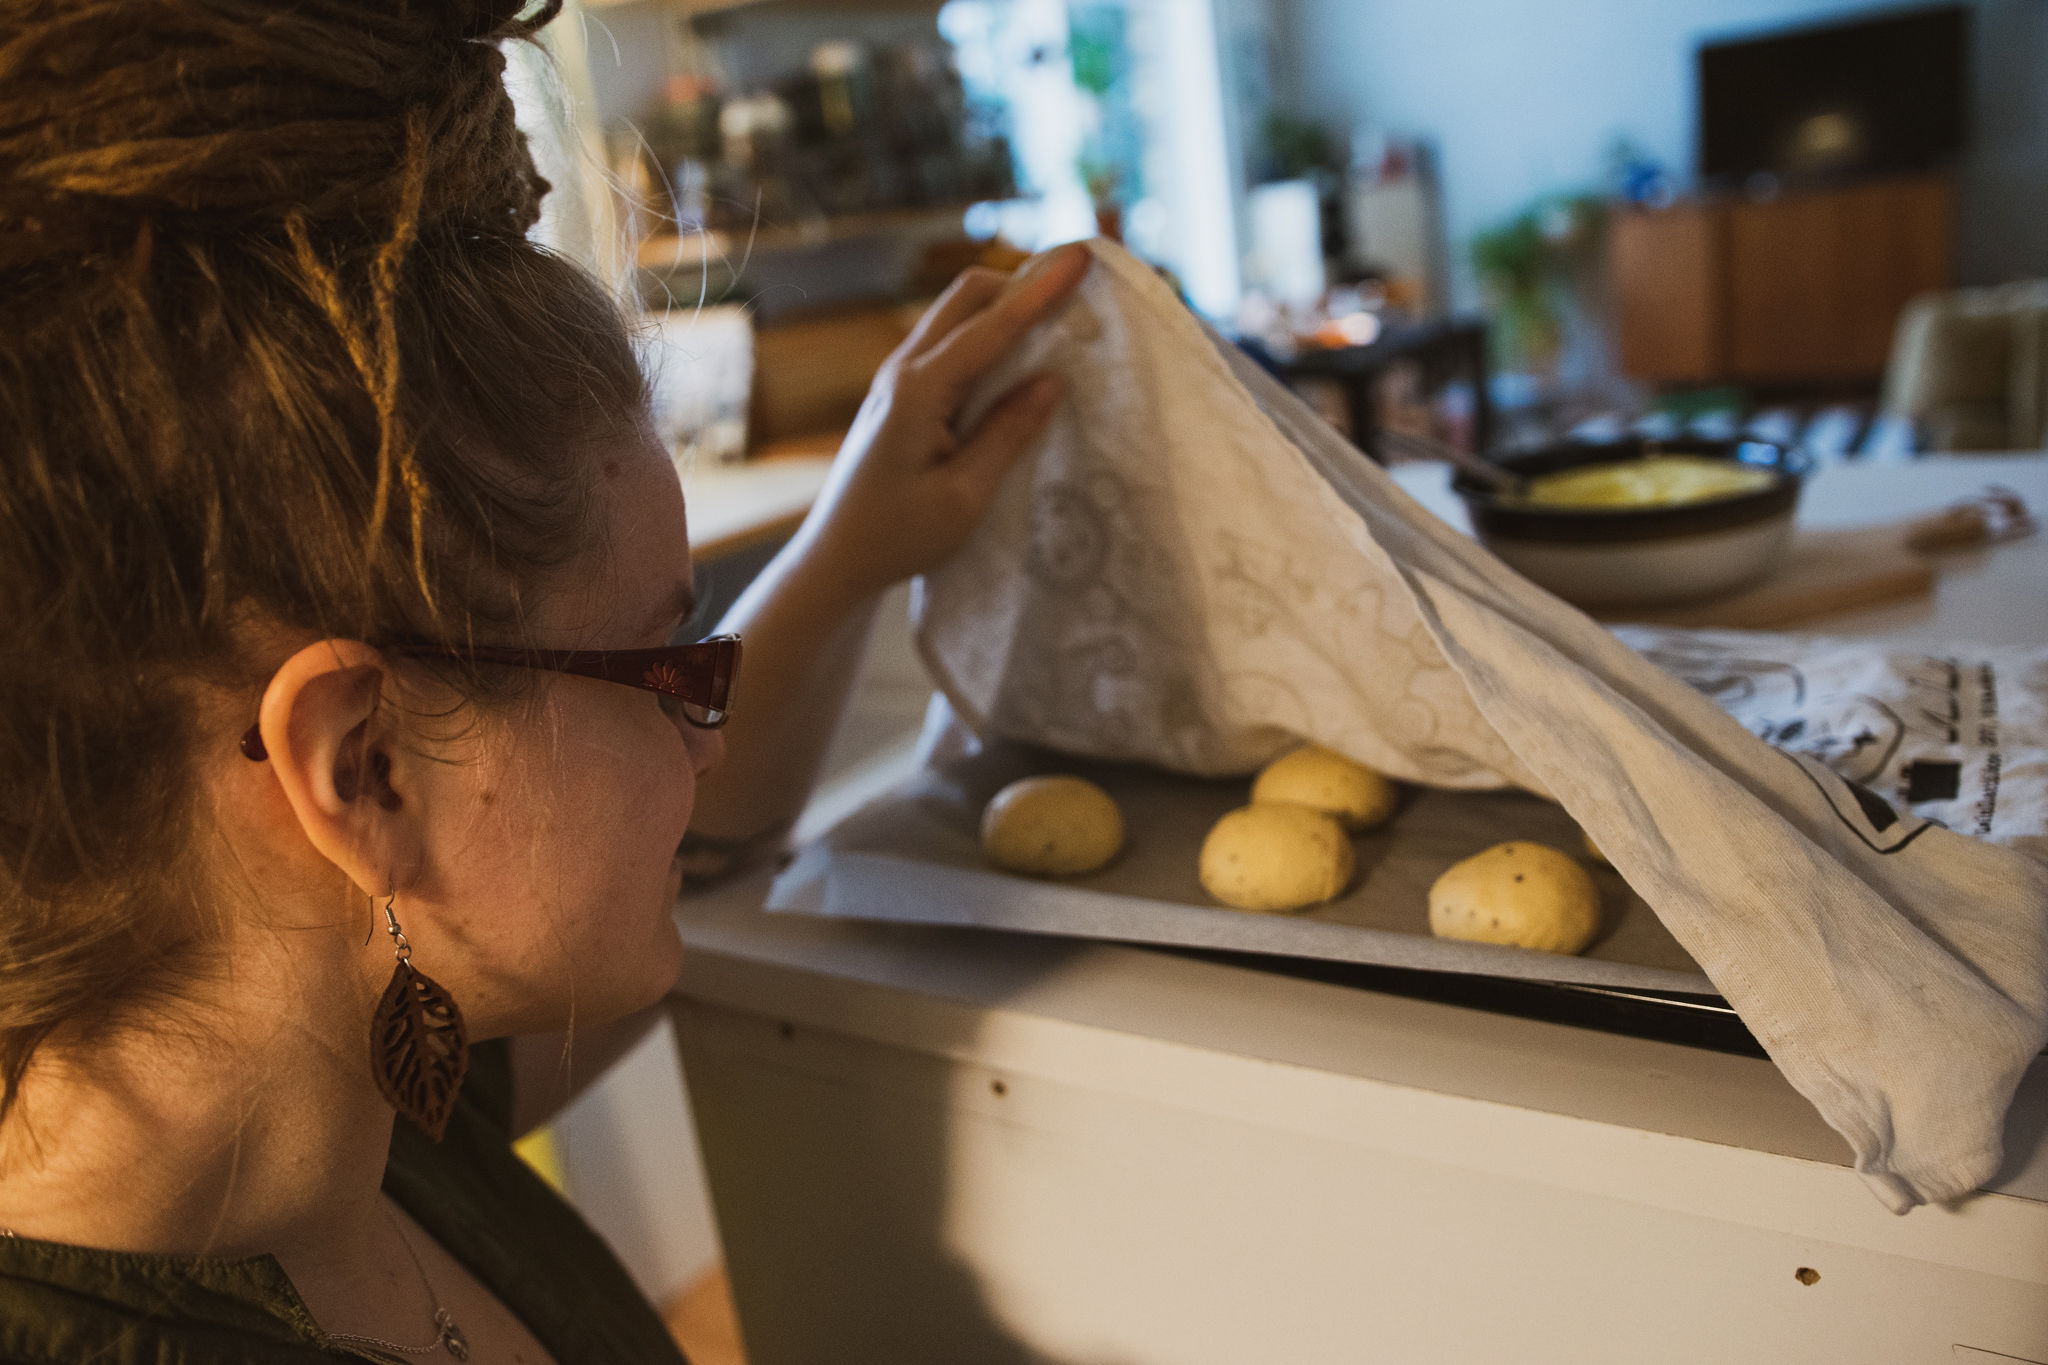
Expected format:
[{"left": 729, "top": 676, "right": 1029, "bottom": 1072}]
[{"left": 0, "top": 1, "right": 1085, "bottom": 1358}]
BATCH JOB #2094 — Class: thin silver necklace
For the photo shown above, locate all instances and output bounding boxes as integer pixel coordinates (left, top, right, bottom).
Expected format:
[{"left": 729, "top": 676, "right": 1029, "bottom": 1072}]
[{"left": 325, "top": 1209, "right": 470, "bottom": 1361}]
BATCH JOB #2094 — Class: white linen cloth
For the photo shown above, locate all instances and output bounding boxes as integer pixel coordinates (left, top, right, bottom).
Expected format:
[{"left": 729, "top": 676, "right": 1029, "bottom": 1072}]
[{"left": 911, "top": 238, "right": 2048, "bottom": 1211}]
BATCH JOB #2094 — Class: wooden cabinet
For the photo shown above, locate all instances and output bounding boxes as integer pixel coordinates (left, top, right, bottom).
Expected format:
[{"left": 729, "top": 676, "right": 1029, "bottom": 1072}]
[
  {"left": 1612, "top": 202, "right": 1724, "bottom": 385},
  {"left": 1725, "top": 176, "right": 1952, "bottom": 382},
  {"left": 1614, "top": 174, "right": 1953, "bottom": 389}
]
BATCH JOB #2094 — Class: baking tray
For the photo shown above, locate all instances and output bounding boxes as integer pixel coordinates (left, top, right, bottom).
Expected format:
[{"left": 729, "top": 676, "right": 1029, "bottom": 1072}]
[
  {"left": 1144, "top": 946, "right": 1760, "bottom": 1056},
  {"left": 769, "top": 742, "right": 1760, "bottom": 1047}
]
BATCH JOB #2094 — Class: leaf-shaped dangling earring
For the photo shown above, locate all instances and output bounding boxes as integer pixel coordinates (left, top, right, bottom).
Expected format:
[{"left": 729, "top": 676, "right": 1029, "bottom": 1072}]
[{"left": 369, "top": 895, "right": 469, "bottom": 1142}]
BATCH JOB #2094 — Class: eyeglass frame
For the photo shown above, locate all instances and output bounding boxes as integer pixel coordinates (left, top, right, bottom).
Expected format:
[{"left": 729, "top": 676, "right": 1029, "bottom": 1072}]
[{"left": 237, "top": 634, "right": 742, "bottom": 762}]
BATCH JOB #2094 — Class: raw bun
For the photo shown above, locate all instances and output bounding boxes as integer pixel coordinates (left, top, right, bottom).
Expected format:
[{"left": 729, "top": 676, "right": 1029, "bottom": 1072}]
[
  {"left": 1251, "top": 745, "right": 1397, "bottom": 832},
  {"left": 981, "top": 776, "right": 1125, "bottom": 876},
  {"left": 1428, "top": 841, "right": 1600, "bottom": 955},
  {"left": 1199, "top": 804, "right": 1355, "bottom": 913}
]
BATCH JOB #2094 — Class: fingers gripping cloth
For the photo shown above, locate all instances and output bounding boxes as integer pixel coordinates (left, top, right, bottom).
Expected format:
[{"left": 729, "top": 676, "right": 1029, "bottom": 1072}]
[{"left": 911, "top": 238, "right": 2048, "bottom": 1212}]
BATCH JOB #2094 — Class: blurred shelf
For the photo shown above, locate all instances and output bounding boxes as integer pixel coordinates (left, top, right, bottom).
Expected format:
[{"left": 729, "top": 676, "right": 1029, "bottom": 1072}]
[
  {"left": 681, "top": 448, "right": 837, "bottom": 563},
  {"left": 636, "top": 202, "right": 975, "bottom": 272},
  {"left": 591, "top": 0, "right": 943, "bottom": 10},
  {"left": 585, "top": 0, "right": 770, "bottom": 12}
]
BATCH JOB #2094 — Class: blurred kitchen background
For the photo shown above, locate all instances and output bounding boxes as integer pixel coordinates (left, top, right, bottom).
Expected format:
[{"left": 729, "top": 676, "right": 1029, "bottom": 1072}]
[
  {"left": 506, "top": 0, "right": 2048, "bottom": 1357},
  {"left": 522, "top": 0, "right": 2048, "bottom": 484}
]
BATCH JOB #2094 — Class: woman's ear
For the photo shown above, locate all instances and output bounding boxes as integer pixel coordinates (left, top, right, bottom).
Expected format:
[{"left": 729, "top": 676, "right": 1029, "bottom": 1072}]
[{"left": 257, "top": 640, "right": 424, "bottom": 899}]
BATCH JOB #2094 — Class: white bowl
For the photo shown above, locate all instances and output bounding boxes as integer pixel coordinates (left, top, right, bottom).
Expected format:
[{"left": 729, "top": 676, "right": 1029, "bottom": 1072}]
[{"left": 1452, "top": 439, "right": 1807, "bottom": 611}]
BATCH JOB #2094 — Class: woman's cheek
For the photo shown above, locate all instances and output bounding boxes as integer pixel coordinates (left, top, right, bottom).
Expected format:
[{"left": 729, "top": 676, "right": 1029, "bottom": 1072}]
[
  {"left": 674, "top": 727, "right": 722, "bottom": 828},
  {"left": 619, "top": 707, "right": 702, "bottom": 855}
]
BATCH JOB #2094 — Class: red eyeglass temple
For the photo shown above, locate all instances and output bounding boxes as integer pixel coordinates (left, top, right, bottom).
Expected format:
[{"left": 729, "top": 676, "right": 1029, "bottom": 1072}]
[{"left": 239, "top": 635, "right": 740, "bottom": 761}]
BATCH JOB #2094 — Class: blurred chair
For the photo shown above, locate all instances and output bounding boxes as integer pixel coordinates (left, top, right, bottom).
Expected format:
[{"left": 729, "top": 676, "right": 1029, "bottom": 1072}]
[{"left": 1881, "top": 281, "right": 2048, "bottom": 452}]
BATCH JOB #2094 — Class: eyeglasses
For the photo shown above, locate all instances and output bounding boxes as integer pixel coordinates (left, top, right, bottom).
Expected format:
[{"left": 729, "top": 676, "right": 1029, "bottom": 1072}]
[{"left": 238, "top": 634, "right": 742, "bottom": 762}]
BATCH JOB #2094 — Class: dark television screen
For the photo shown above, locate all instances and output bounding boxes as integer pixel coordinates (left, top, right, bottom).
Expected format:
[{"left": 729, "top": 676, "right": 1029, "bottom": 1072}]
[{"left": 1698, "top": 5, "right": 1968, "bottom": 184}]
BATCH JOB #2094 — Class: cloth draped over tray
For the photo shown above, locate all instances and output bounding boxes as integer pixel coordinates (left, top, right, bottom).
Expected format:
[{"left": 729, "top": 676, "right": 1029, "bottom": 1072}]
[{"left": 905, "top": 238, "right": 2048, "bottom": 1212}]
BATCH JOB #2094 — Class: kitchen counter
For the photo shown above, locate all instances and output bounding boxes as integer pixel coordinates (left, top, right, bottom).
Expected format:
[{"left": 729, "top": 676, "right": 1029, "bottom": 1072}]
[{"left": 669, "top": 454, "right": 2048, "bottom": 1365}]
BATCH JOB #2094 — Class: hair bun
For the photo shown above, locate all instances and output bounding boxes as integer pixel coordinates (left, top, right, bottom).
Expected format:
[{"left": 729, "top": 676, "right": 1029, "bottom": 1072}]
[
  {"left": 443, "top": 0, "right": 560, "bottom": 42},
  {"left": 0, "top": 0, "right": 564, "bottom": 271}
]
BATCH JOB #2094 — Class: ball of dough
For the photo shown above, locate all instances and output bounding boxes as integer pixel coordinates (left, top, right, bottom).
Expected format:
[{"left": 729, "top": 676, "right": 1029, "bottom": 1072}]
[
  {"left": 981, "top": 776, "right": 1125, "bottom": 877},
  {"left": 1251, "top": 745, "right": 1398, "bottom": 832},
  {"left": 1428, "top": 841, "right": 1600, "bottom": 955},
  {"left": 1199, "top": 804, "right": 1355, "bottom": 913}
]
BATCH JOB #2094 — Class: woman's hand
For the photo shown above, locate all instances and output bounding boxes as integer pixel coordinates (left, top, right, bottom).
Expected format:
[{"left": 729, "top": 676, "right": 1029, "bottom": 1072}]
[
  {"left": 795, "top": 242, "right": 1092, "bottom": 599},
  {"left": 685, "top": 243, "right": 1089, "bottom": 851}
]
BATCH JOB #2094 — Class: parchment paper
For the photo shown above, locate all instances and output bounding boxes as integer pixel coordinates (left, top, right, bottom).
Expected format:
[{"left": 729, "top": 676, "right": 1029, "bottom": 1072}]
[{"left": 768, "top": 739, "right": 1715, "bottom": 995}]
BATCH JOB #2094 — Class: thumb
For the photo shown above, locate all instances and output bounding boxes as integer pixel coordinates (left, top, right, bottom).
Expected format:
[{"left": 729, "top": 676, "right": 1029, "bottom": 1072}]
[{"left": 950, "top": 372, "right": 1065, "bottom": 504}]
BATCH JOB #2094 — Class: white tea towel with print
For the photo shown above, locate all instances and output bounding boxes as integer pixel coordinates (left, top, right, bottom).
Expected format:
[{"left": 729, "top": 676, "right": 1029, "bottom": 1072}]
[
  {"left": 911, "top": 238, "right": 2048, "bottom": 1212},
  {"left": 1613, "top": 629, "right": 2048, "bottom": 856}
]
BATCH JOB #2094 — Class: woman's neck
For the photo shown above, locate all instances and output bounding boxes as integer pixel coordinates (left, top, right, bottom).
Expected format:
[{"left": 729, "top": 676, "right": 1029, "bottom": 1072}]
[{"left": 0, "top": 921, "right": 395, "bottom": 1272}]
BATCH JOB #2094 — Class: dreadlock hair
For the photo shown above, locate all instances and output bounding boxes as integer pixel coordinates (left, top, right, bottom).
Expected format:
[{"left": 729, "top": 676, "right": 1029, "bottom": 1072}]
[{"left": 0, "top": 0, "right": 651, "bottom": 1119}]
